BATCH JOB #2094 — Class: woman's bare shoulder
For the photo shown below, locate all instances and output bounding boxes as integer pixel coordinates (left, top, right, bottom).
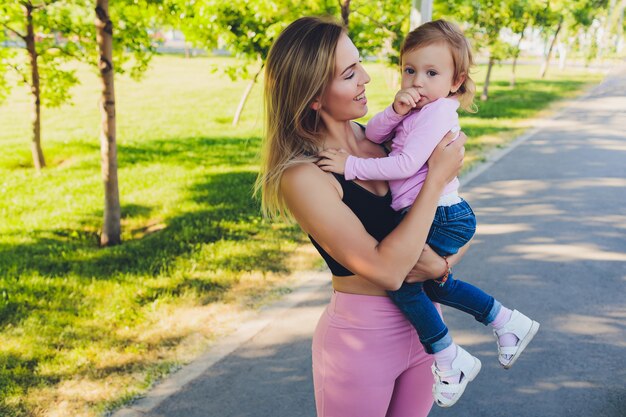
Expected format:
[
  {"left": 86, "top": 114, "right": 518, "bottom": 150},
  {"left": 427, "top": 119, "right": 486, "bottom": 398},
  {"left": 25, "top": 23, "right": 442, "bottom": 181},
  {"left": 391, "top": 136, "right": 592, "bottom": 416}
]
[{"left": 281, "top": 162, "right": 341, "bottom": 197}]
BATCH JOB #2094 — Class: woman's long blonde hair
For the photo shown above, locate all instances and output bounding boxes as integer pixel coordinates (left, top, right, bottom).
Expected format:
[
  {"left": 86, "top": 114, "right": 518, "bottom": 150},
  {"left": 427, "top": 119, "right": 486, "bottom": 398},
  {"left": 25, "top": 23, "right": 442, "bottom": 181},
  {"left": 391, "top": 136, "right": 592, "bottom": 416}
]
[{"left": 254, "top": 16, "right": 345, "bottom": 220}]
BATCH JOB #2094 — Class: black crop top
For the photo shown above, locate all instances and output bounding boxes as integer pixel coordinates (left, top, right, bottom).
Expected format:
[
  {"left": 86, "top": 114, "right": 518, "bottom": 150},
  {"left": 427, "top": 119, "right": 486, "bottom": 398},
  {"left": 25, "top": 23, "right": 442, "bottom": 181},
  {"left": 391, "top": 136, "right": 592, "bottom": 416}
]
[{"left": 308, "top": 172, "right": 400, "bottom": 276}]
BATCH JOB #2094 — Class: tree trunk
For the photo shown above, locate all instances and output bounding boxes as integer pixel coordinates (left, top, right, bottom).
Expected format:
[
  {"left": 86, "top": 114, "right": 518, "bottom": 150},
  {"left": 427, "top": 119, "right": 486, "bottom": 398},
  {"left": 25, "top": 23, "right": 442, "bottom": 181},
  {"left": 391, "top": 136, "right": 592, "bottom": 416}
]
[
  {"left": 557, "top": 41, "right": 568, "bottom": 70},
  {"left": 540, "top": 18, "right": 563, "bottom": 79},
  {"left": 616, "top": 0, "right": 625, "bottom": 51},
  {"left": 96, "top": 0, "right": 121, "bottom": 246},
  {"left": 511, "top": 28, "right": 525, "bottom": 88},
  {"left": 232, "top": 63, "right": 264, "bottom": 127},
  {"left": 340, "top": 0, "right": 351, "bottom": 26},
  {"left": 481, "top": 55, "right": 494, "bottom": 101},
  {"left": 24, "top": 4, "right": 45, "bottom": 171}
]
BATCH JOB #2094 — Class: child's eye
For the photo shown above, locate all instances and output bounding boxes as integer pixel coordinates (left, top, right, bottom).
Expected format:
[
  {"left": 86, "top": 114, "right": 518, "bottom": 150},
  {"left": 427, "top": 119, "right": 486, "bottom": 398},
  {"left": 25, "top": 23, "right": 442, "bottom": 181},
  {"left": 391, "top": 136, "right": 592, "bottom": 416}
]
[
  {"left": 427, "top": 70, "right": 438, "bottom": 76},
  {"left": 345, "top": 72, "right": 355, "bottom": 80},
  {"left": 404, "top": 68, "right": 415, "bottom": 75}
]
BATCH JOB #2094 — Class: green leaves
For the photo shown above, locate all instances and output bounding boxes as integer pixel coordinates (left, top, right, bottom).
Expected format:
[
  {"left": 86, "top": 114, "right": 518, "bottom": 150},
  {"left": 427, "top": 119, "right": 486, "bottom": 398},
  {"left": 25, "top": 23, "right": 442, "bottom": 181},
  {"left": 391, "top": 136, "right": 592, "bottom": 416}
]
[
  {"left": 174, "top": 0, "right": 335, "bottom": 80},
  {"left": 38, "top": 59, "right": 79, "bottom": 107},
  {"left": 0, "top": 0, "right": 168, "bottom": 107}
]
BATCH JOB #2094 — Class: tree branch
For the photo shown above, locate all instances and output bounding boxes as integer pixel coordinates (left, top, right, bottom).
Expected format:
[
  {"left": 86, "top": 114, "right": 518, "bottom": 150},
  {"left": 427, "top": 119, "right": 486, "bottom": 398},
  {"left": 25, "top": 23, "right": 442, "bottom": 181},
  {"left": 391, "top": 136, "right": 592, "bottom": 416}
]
[
  {"left": 351, "top": 10, "right": 401, "bottom": 35},
  {"left": 6, "top": 62, "right": 31, "bottom": 86},
  {"left": 1, "top": 23, "right": 26, "bottom": 40},
  {"left": 33, "top": 0, "right": 59, "bottom": 10}
]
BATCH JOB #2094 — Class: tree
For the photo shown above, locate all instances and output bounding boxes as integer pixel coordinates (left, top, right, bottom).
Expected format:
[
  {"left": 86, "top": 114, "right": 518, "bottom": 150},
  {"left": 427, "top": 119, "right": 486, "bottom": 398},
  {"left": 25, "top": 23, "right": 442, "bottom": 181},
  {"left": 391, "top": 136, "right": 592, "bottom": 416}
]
[
  {"left": 90, "top": 0, "right": 164, "bottom": 246},
  {"left": 173, "top": 1, "right": 327, "bottom": 126},
  {"left": 538, "top": 0, "right": 609, "bottom": 78},
  {"left": 347, "top": 0, "right": 411, "bottom": 68},
  {"left": 437, "top": 0, "right": 515, "bottom": 101},
  {"left": 0, "top": 0, "right": 163, "bottom": 243},
  {"left": 95, "top": 1, "right": 120, "bottom": 246},
  {"left": 508, "top": 0, "right": 544, "bottom": 87},
  {"left": 0, "top": 0, "right": 90, "bottom": 171}
]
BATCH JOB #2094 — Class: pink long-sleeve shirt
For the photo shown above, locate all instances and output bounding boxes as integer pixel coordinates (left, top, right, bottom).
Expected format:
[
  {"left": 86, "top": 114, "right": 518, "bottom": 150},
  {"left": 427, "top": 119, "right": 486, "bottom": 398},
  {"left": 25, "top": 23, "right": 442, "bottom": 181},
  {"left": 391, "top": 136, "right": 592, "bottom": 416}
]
[{"left": 345, "top": 97, "right": 460, "bottom": 211}]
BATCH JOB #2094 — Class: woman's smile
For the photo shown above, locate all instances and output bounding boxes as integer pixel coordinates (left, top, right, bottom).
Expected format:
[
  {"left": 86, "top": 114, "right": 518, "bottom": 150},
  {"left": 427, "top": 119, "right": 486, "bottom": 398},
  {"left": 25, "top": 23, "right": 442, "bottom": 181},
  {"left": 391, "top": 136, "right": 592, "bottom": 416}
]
[{"left": 354, "top": 91, "right": 367, "bottom": 104}]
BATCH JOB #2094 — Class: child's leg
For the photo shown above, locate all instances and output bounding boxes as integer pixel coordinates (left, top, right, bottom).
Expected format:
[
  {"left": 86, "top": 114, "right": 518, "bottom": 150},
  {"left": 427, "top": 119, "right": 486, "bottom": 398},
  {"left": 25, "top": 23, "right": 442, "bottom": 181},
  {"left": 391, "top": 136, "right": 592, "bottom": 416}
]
[
  {"left": 424, "top": 200, "right": 501, "bottom": 325},
  {"left": 425, "top": 199, "right": 540, "bottom": 369},
  {"left": 423, "top": 274, "right": 501, "bottom": 325},
  {"left": 387, "top": 282, "right": 452, "bottom": 354}
]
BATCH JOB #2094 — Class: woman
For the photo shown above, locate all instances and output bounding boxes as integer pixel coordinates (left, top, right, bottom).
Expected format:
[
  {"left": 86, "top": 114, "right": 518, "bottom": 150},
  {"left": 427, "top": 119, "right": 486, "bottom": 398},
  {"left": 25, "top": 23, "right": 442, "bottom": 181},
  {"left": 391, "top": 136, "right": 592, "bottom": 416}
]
[{"left": 255, "top": 16, "right": 467, "bottom": 417}]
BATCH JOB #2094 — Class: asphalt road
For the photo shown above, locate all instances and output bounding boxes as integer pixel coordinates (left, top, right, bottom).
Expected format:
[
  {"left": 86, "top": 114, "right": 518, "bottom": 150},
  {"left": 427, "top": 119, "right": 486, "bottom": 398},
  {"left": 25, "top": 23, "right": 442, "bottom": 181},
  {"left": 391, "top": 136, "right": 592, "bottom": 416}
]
[{"left": 116, "top": 65, "right": 626, "bottom": 417}]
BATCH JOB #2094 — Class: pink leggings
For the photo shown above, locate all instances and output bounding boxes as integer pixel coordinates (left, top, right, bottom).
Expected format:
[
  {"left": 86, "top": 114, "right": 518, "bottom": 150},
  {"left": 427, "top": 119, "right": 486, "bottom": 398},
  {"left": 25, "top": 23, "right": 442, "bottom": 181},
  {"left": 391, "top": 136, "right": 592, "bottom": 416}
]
[{"left": 312, "top": 290, "right": 435, "bottom": 417}]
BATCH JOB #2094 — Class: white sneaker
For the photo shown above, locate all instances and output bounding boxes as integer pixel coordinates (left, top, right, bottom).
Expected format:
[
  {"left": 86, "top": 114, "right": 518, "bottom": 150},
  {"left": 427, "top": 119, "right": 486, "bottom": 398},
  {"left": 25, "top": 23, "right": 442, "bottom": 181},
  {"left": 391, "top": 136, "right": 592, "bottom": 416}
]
[
  {"left": 431, "top": 345, "right": 481, "bottom": 408},
  {"left": 494, "top": 309, "right": 540, "bottom": 369}
]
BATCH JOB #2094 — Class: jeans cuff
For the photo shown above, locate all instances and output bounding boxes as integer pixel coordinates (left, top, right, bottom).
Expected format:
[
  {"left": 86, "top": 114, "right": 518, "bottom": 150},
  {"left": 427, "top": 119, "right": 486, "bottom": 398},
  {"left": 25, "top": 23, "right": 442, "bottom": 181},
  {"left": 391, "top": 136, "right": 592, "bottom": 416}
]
[
  {"left": 484, "top": 299, "right": 502, "bottom": 325},
  {"left": 427, "top": 332, "right": 453, "bottom": 354}
]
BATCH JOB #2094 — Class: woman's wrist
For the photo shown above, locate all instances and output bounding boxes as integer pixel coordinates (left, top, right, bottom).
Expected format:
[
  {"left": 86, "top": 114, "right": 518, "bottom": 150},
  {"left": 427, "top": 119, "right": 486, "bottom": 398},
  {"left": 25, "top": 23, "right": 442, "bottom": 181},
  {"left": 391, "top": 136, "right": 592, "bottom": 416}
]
[
  {"left": 422, "top": 173, "right": 448, "bottom": 195},
  {"left": 434, "top": 256, "right": 451, "bottom": 285}
]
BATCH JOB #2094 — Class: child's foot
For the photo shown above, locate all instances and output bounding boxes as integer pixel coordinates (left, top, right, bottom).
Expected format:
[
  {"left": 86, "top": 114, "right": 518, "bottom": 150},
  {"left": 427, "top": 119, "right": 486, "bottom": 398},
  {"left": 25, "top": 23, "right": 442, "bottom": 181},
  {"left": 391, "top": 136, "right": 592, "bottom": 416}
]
[
  {"left": 493, "top": 309, "right": 540, "bottom": 369},
  {"left": 431, "top": 345, "right": 481, "bottom": 408}
]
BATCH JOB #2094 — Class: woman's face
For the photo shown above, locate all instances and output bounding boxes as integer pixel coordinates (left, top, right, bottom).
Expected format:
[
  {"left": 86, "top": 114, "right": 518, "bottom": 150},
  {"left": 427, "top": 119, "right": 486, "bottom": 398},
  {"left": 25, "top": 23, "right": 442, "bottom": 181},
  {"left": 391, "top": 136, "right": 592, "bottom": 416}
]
[{"left": 319, "top": 33, "right": 371, "bottom": 121}]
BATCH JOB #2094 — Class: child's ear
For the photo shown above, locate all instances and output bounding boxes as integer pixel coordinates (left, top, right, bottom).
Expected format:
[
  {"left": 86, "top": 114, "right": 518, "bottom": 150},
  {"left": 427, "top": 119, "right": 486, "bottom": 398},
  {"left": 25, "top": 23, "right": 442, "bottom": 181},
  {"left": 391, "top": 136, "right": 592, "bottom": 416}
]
[
  {"left": 451, "top": 73, "right": 466, "bottom": 94},
  {"left": 311, "top": 99, "right": 321, "bottom": 111}
]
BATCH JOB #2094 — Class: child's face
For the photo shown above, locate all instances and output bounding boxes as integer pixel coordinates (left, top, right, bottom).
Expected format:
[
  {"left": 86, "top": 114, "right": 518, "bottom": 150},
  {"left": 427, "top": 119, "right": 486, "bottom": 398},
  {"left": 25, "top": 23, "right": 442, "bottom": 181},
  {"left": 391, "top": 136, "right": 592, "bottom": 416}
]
[{"left": 401, "top": 42, "right": 462, "bottom": 109}]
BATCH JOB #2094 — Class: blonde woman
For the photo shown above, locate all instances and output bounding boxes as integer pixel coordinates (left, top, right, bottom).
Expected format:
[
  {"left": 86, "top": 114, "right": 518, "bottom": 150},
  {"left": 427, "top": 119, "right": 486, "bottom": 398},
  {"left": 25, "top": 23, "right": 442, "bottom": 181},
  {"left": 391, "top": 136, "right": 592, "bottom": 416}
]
[{"left": 256, "top": 16, "right": 466, "bottom": 417}]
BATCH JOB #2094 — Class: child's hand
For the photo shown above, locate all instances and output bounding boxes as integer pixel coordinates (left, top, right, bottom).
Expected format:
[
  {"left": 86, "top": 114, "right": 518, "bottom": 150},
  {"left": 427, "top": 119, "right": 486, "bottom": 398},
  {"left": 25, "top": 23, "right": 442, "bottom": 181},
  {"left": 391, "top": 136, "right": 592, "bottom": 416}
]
[
  {"left": 316, "top": 148, "right": 350, "bottom": 175},
  {"left": 392, "top": 87, "right": 421, "bottom": 116}
]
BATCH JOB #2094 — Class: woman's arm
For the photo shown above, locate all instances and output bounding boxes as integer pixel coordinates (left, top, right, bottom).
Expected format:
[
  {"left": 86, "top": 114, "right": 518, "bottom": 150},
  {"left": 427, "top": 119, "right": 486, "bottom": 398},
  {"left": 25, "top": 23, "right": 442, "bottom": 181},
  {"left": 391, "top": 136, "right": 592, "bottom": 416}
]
[
  {"left": 404, "top": 241, "right": 471, "bottom": 283},
  {"left": 282, "top": 131, "right": 465, "bottom": 291}
]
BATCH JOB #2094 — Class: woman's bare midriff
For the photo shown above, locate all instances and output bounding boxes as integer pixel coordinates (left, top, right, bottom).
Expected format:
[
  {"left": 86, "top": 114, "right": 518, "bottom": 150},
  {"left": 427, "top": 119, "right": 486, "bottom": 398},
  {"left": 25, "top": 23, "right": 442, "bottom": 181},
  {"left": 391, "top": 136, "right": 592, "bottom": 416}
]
[{"left": 332, "top": 274, "right": 389, "bottom": 296}]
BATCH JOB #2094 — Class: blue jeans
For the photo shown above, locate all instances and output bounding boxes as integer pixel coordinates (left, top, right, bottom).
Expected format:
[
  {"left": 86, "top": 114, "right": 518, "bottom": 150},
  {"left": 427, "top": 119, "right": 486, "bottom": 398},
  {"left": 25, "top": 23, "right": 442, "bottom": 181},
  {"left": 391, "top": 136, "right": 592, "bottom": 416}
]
[{"left": 387, "top": 199, "right": 501, "bottom": 354}]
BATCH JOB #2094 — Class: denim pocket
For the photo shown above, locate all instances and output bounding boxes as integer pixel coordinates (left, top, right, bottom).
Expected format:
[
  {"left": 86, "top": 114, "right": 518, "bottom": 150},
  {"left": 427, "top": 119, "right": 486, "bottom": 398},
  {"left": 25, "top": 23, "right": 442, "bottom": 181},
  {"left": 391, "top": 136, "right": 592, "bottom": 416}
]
[{"left": 428, "top": 201, "right": 477, "bottom": 256}]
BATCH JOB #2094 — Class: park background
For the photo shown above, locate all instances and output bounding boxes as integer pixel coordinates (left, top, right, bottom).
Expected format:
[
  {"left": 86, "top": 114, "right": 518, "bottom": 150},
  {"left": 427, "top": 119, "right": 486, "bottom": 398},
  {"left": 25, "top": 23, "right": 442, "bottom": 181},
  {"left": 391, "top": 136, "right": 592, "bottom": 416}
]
[{"left": 0, "top": 0, "right": 624, "bottom": 416}]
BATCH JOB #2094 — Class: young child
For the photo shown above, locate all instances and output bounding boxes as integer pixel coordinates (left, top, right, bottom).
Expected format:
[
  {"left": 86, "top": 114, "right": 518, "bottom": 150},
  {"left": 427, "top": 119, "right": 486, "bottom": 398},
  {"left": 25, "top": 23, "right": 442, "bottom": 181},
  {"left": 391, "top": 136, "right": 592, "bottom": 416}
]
[{"left": 317, "top": 19, "right": 540, "bottom": 407}]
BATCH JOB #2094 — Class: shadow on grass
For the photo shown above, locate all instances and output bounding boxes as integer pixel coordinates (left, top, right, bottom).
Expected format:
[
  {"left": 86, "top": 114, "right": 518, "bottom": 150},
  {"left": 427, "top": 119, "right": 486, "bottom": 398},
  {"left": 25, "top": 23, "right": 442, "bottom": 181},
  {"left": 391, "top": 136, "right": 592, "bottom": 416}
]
[
  {"left": 117, "top": 136, "right": 261, "bottom": 168},
  {"left": 0, "top": 158, "right": 304, "bottom": 414},
  {"left": 0, "top": 351, "right": 50, "bottom": 416},
  {"left": 1, "top": 136, "right": 260, "bottom": 171},
  {"left": 0, "top": 168, "right": 301, "bottom": 323}
]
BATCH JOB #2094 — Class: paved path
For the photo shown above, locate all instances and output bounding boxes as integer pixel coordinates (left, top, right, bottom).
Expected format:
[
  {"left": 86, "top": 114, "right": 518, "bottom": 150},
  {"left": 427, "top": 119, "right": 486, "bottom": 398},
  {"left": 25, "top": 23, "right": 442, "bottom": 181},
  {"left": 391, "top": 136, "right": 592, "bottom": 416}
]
[{"left": 114, "top": 66, "right": 626, "bottom": 417}]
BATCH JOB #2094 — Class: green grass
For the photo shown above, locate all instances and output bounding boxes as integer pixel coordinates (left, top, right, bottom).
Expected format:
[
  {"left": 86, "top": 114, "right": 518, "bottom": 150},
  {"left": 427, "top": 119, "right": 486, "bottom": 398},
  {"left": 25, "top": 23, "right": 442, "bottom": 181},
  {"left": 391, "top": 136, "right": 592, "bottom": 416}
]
[{"left": 0, "top": 54, "right": 604, "bottom": 416}]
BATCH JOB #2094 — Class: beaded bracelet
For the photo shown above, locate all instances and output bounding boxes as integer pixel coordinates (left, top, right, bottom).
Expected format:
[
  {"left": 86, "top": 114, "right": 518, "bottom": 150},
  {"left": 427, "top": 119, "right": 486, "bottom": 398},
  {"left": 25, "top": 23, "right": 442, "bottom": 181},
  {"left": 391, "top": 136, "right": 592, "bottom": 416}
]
[{"left": 436, "top": 256, "right": 451, "bottom": 287}]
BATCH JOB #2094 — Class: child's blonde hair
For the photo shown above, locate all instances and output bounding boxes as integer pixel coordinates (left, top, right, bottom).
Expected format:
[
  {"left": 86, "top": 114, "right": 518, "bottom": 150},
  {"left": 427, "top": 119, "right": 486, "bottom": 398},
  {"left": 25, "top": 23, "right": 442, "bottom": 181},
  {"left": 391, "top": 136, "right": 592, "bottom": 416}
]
[{"left": 401, "top": 19, "right": 476, "bottom": 112}]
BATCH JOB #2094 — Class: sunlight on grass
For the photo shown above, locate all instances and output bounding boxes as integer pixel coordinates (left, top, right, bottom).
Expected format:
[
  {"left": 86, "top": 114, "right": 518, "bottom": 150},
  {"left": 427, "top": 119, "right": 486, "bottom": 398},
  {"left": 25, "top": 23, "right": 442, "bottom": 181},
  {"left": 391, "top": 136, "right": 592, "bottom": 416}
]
[{"left": 0, "top": 54, "right": 605, "bottom": 416}]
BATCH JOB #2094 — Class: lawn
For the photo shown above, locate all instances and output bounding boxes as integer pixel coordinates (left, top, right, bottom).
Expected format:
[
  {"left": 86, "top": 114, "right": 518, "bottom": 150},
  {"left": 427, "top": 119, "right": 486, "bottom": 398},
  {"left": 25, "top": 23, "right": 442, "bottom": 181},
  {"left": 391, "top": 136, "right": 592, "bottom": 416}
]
[{"left": 0, "top": 54, "right": 604, "bottom": 416}]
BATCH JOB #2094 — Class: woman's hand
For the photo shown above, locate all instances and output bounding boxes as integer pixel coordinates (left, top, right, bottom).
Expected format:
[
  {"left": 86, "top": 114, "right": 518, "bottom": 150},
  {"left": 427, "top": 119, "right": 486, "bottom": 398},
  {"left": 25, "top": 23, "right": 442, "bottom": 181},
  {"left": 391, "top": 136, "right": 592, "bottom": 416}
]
[
  {"left": 404, "top": 241, "right": 471, "bottom": 283},
  {"left": 427, "top": 130, "right": 466, "bottom": 185},
  {"left": 404, "top": 245, "right": 447, "bottom": 283},
  {"left": 446, "top": 240, "right": 471, "bottom": 268}
]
